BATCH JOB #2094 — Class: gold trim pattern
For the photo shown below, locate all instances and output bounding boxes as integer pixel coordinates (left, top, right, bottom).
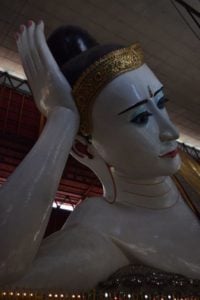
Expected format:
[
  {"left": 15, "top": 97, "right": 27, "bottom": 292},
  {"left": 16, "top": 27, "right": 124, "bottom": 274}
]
[
  {"left": 72, "top": 43, "right": 144, "bottom": 136},
  {"left": 174, "top": 150, "right": 200, "bottom": 220},
  {"left": 178, "top": 150, "right": 200, "bottom": 197}
]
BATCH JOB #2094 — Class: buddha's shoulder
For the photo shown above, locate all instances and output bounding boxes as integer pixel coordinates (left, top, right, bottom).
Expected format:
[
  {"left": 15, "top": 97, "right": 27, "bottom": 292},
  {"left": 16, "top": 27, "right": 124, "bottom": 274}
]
[
  {"left": 79, "top": 196, "right": 111, "bottom": 210},
  {"left": 66, "top": 196, "right": 113, "bottom": 224}
]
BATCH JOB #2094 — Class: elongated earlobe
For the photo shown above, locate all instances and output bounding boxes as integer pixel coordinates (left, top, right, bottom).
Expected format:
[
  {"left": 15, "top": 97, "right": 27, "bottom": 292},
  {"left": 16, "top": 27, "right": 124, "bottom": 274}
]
[{"left": 71, "top": 135, "right": 116, "bottom": 203}]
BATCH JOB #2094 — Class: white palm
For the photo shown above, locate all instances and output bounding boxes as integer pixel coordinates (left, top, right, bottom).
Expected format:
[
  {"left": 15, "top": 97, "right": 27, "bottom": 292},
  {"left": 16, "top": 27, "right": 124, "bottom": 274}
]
[{"left": 17, "top": 21, "right": 79, "bottom": 118}]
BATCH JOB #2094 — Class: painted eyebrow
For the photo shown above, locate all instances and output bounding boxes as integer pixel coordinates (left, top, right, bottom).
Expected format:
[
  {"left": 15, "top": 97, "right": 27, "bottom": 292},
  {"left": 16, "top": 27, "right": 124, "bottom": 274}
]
[
  {"left": 118, "top": 86, "right": 164, "bottom": 116},
  {"left": 118, "top": 99, "right": 148, "bottom": 115},
  {"left": 153, "top": 86, "right": 164, "bottom": 97}
]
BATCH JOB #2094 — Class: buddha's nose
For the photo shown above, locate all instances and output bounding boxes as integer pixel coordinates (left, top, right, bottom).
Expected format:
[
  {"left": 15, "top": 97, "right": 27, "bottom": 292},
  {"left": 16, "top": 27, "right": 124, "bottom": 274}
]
[{"left": 159, "top": 118, "right": 179, "bottom": 142}]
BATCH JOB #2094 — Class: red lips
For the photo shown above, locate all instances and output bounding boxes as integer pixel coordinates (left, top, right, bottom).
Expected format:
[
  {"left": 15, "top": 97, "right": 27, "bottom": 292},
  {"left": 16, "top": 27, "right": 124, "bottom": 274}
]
[{"left": 160, "top": 148, "right": 179, "bottom": 158}]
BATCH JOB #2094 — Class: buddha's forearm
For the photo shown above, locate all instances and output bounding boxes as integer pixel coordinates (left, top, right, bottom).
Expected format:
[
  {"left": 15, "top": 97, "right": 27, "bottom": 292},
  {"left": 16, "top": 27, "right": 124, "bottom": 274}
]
[{"left": 0, "top": 106, "right": 78, "bottom": 284}]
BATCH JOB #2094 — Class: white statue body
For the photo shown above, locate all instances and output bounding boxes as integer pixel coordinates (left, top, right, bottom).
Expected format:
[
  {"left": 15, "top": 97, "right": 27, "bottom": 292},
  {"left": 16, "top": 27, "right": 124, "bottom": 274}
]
[{"left": 0, "top": 22, "right": 199, "bottom": 292}]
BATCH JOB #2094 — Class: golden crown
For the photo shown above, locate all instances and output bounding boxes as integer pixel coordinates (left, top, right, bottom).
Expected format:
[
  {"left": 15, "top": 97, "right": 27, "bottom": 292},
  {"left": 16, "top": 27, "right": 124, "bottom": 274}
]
[{"left": 72, "top": 43, "right": 144, "bottom": 136}]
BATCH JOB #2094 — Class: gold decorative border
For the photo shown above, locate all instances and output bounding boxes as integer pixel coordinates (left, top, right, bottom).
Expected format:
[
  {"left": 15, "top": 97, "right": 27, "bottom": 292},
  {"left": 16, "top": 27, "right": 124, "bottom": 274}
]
[{"left": 72, "top": 43, "right": 144, "bottom": 136}]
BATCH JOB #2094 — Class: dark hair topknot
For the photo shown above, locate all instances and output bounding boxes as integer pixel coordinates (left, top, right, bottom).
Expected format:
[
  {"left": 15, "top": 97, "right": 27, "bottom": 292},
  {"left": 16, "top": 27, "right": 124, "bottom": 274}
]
[{"left": 47, "top": 25, "right": 123, "bottom": 87}]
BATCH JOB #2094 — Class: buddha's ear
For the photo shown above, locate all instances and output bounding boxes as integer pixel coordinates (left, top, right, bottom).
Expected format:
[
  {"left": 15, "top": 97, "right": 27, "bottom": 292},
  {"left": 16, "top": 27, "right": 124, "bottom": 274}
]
[{"left": 71, "top": 135, "right": 116, "bottom": 203}]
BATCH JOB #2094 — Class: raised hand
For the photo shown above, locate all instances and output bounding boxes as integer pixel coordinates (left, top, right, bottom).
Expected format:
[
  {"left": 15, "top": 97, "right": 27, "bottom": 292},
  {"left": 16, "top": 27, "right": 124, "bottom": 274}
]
[
  {"left": 16, "top": 20, "right": 79, "bottom": 119},
  {"left": 0, "top": 21, "right": 81, "bottom": 285}
]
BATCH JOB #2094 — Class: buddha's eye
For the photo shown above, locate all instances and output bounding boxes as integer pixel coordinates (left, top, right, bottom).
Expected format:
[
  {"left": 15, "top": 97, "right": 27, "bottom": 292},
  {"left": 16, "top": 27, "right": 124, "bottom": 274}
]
[
  {"left": 131, "top": 111, "right": 152, "bottom": 125},
  {"left": 157, "top": 97, "right": 169, "bottom": 109}
]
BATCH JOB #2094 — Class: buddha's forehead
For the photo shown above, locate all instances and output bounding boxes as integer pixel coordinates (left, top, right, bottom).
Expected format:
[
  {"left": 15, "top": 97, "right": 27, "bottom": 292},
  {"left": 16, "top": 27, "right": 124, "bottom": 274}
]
[{"left": 95, "top": 64, "right": 162, "bottom": 115}]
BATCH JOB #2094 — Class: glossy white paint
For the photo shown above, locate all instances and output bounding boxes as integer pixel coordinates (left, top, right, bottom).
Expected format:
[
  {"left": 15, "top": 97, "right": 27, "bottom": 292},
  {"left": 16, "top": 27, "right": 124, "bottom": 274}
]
[
  {"left": 92, "top": 65, "right": 180, "bottom": 179},
  {"left": 0, "top": 22, "right": 199, "bottom": 292}
]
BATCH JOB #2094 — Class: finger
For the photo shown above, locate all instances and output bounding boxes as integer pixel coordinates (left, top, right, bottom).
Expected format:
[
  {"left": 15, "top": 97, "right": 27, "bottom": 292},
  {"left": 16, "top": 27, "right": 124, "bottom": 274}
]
[
  {"left": 16, "top": 25, "right": 33, "bottom": 83},
  {"left": 27, "top": 20, "right": 42, "bottom": 74},
  {"left": 21, "top": 24, "right": 38, "bottom": 79},
  {"left": 35, "top": 21, "right": 60, "bottom": 72}
]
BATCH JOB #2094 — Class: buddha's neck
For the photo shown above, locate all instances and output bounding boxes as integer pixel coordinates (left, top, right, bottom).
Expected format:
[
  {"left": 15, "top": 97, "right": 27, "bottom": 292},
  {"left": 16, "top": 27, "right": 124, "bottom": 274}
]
[{"left": 112, "top": 171, "right": 179, "bottom": 209}]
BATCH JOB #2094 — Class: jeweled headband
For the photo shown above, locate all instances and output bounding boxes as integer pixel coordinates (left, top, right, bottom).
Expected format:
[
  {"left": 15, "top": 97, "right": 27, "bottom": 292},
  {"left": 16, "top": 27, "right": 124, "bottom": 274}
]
[
  {"left": 72, "top": 43, "right": 144, "bottom": 136},
  {"left": 47, "top": 26, "right": 144, "bottom": 136}
]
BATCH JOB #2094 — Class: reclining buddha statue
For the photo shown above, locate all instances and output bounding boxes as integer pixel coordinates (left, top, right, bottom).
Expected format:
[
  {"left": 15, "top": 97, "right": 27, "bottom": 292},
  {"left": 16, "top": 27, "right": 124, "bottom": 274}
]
[{"left": 0, "top": 20, "right": 199, "bottom": 293}]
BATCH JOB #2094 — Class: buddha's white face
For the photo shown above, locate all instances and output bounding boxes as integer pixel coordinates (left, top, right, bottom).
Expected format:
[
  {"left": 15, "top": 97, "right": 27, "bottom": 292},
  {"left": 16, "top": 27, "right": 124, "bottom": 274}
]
[{"left": 91, "top": 64, "right": 181, "bottom": 180}]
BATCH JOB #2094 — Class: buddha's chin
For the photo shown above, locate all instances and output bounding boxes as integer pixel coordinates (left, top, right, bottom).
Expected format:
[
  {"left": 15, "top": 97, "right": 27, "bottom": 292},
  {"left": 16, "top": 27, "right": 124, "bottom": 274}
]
[
  {"left": 138, "top": 155, "right": 181, "bottom": 179},
  {"left": 159, "top": 154, "right": 182, "bottom": 176},
  {"left": 111, "top": 154, "right": 181, "bottom": 180}
]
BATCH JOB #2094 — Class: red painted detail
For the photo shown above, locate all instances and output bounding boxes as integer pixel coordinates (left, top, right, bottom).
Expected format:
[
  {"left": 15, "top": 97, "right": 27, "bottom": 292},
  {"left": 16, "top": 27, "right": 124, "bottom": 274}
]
[
  {"left": 0, "top": 85, "right": 102, "bottom": 207},
  {"left": 74, "top": 140, "right": 94, "bottom": 159}
]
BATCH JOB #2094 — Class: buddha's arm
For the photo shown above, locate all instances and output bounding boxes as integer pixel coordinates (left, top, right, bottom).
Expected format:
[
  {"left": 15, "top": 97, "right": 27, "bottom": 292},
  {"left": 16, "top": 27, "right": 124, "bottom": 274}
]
[
  {"left": 10, "top": 224, "right": 129, "bottom": 292},
  {"left": 0, "top": 21, "right": 79, "bottom": 284}
]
